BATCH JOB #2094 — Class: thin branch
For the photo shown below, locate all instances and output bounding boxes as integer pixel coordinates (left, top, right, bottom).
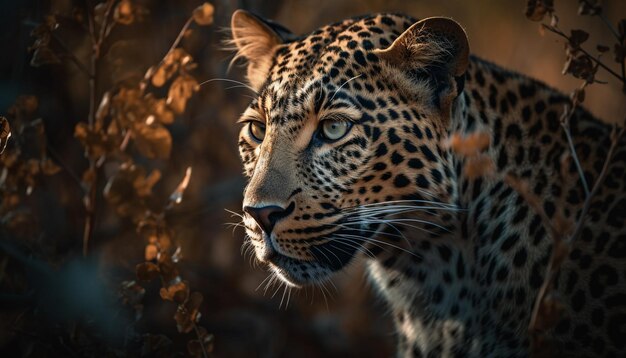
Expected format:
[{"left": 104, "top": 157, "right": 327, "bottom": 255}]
[
  {"left": 46, "top": 145, "right": 83, "bottom": 190},
  {"left": 561, "top": 121, "right": 589, "bottom": 195},
  {"left": 560, "top": 81, "right": 591, "bottom": 197},
  {"left": 139, "top": 16, "right": 194, "bottom": 92},
  {"left": 82, "top": 0, "right": 116, "bottom": 257},
  {"left": 96, "top": 0, "right": 116, "bottom": 50},
  {"left": 596, "top": 9, "right": 621, "bottom": 41},
  {"left": 192, "top": 321, "right": 210, "bottom": 358},
  {"left": 52, "top": 34, "right": 92, "bottom": 77},
  {"left": 526, "top": 118, "right": 625, "bottom": 349},
  {"left": 543, "top": 25, "right": 625, "bottom": 82},
  {"left": 568, "top": 124, "right": 625, "bottom": 244},
  {"left": 622, "top": 58, "right": 626, "bottom": 93}
]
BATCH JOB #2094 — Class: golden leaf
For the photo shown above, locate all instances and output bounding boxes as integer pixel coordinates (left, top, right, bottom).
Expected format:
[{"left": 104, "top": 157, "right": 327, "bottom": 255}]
[
  {"left": 167, "top": 75, "right": 198, "bottom": 114},
  {"left": 114, "top": 0, "right": 135, "bottom": 25},
  {"left": 133, "top": 123, "right": 172, "bottom": 159},
  {"left": 152, "top": 66, "right": 167, "bottom": 87},
  {"left": 145, "top": 244, "right": 158, "bottom": 261},
  {"left": 192, "top": 3, "right": 214, "bottom": 26},
  {"left": 151, "top": 99, "right": 174, "bottom": 124},
  {"left": 159, "top": 280, "right": 189, "bottom": 303}
]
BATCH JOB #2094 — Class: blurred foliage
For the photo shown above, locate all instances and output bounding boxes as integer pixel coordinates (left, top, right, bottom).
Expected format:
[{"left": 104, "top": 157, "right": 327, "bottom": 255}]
[{"left": 2, "top": 0, "right": 216, "bottom": 356}]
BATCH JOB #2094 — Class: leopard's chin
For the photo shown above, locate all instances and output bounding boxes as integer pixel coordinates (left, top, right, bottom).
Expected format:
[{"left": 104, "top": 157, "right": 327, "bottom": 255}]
[
  {"left": 269, "top": 264, "right": 305, "bottom": 288},
  {"left": 261, "top": 236, "right": 364, "bottom": 287},
  {"left": 265, "top": 252, "right": 334, "bottom": 287}
]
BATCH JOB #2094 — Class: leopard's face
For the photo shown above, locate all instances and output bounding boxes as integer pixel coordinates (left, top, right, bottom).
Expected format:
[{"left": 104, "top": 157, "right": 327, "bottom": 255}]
[{"left": 232, "top": 11, "right": 468, "bottom": 286}]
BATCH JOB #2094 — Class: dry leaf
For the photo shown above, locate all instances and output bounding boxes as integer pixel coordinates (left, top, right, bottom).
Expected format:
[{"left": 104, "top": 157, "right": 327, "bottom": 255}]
[
  {"left": 525, "top": 0, "right": 554, "bottom": 21},
  {"left": 159, "top": 280, "right": 189, "bottom": 303},
  {"left": 145, "top": 244, "right": 158, "bottom": 261},
  {"left": 568, "top": 29, "right": 589, "bottom": 48},
  {"left": 114, "top": 0, "right": 134, "bottom": 25},
  {"left": 192, "top": 3, "right": 214, "bottom": 26},
  {"left": 152, "top": 66, "right": 167, "bottom": 87},
  {"left": 136, "top": 262, "right": 160, "bottom": 281},
  {"left": 132, "top": 123, "right": 172, "bottom": 159},
  {"left": 578, "top": 0, "right": 601, "bottom": 15},
  {"left": 167, "top": 75, "right": 198, "bottom": 114}
]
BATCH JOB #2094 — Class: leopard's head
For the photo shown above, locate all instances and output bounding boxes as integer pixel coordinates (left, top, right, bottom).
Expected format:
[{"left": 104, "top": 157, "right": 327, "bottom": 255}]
[{"left": 230, "top": 10, "right": 469, "bottom": 287}]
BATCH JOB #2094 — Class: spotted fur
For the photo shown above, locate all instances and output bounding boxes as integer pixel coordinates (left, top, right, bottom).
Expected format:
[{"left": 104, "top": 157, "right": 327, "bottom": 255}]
[{"left": 230, "top": 10, "right": 626, "bottom": 357}]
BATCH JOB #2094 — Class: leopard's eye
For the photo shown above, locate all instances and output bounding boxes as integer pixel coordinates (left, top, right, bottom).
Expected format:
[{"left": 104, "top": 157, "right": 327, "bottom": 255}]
[
  {"left": 248, "top": 122, "right": 266, "bottom": 142},
  {"left": 321, "top": 119, "right": 352, "bottom": 141}
]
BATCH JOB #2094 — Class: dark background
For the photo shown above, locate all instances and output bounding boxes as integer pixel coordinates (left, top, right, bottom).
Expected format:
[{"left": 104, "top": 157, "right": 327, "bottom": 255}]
[{"left": 1, "top": 1, "right": 624, "bottom": 357}]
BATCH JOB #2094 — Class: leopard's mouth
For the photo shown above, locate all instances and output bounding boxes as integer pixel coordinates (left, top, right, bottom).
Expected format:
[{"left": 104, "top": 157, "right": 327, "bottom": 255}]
[{"left": 254, "top": 229, "right": 366, "bottom": 286}]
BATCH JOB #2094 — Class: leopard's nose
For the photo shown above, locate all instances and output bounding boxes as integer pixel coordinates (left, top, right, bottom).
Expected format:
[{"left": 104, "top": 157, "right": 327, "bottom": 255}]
[{"left": 244, "top": 205, "right": 288, "bottom": 234}]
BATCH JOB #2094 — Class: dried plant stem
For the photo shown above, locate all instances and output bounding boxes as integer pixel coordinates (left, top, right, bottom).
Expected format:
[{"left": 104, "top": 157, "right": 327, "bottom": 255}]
[
  {"left": 526, "top": 117, "right": 626, "bottom": 349},
  {"left": 46, "top": 145, "right": 83, "bottom": 188},
  {"left": 576, "top": 0, "right": 622, "bottom": 40},
  {"left": 51, "top": 34, "right": 92, "bottom": 77},
  {"left": 569, "top": 124, "right": 625, "bottom": 244},
  {"left": 139, "top": 16, "right": 194, "bottom": 92},
  {"left": 560, "top": 81, "right": 590, "bottom": 197},
  {"left": 543, "top": 25, "right": 624, "bottom": 82},
  {"left": 191, "top": 321, "right": 210, "bottom": 358},
  {"left": 622, "top": 58, "right": 626, "bottom": 94},
  {"left": 577, "top": 0, "right": 626, "bottom": 93},
  {"left": 82, "top": 0, "right": 116, "bottom": 257}
]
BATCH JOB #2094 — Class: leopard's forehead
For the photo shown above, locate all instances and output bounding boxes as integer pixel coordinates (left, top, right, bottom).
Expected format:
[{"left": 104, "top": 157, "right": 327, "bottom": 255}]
[{"left": 254, "top": 13, "right": 416, "bottom": 113}]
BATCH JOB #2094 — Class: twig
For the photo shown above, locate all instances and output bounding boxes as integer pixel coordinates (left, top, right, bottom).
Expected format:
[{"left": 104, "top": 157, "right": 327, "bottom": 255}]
[
  {"left": 543, "top": 25, "right": 624, "bottom": 82},
  {"left": 192, "top": 321, "right": 210, "bottom": 358},
  {"left": 139, "top": 16, "right": 194, "bottom": 92},
  {"left": 568, "top": 124, "right": 625, "bottom": 244},
  {"left": 526, "top": 118, "right": 625, "bottom": 349},
  {"left": 82, "top": 0, "right": 116, "bottom": 257},
  {"left": 560, "top": 81, "right": 591, "bottom": 197},
  {"left": 51, "top": 34, "right": 92, "bottom": 77},
  {"left": 593, "top": 4, "right": 621, "bottom": 41},
  {"left": 46, "top": 145, "right": 83, "bottom": 190},
  {"left": 622, "top": 57, "right": 626, "bottom": 94},
  {"left": 561, "top": 121, "right": 589, "bottom": 195}
]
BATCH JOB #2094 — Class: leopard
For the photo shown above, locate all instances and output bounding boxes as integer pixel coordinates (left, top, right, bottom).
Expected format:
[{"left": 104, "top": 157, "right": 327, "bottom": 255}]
[{"left": 228, "top": 9, "right": 626, "bottom": 357}]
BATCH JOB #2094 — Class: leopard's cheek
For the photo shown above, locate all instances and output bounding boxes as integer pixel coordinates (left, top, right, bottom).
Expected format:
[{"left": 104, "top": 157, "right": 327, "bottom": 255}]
[{"left": 238, "top": 136, "right": 259, "bottom": 178}]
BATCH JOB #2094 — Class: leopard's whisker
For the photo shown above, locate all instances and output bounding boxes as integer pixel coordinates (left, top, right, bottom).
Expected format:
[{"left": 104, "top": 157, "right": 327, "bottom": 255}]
[
  {"left": 199, "top": 77, "right": 258, "bottom": 94},
  {"left": 347, "top": 199, "right": 457, "bottom": 209},
  {"left": 345, "top": 216, "right": 451, "bottom": 233},
  {"left": 329, "top": 73, "right": 363, "bottom": 102},
  {"left": 327, "top": 237, "right": 377, "bottom": 259},
  {"left": 333, "top": 233, "right": 421, "bottom": 259},
  {"left": 224, "top": 208, "right": 244, "bottom": 216},
  {"left": 255, "top": 273, "right": 274, "bottom": 292}
]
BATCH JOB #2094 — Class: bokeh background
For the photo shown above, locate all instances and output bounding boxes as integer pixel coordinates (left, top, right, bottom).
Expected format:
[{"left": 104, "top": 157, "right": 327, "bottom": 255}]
[{"left": 1, "top": 1, "right": 625, "bottom": 357}]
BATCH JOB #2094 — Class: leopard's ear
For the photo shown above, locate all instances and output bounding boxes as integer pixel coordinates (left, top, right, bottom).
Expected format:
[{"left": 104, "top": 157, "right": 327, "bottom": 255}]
[
  {"left": 230, "top": 10, "right": 294, "bottom": 90},
  {"left": 373, "top": 17, "right": 469, "bottom": 110}
]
